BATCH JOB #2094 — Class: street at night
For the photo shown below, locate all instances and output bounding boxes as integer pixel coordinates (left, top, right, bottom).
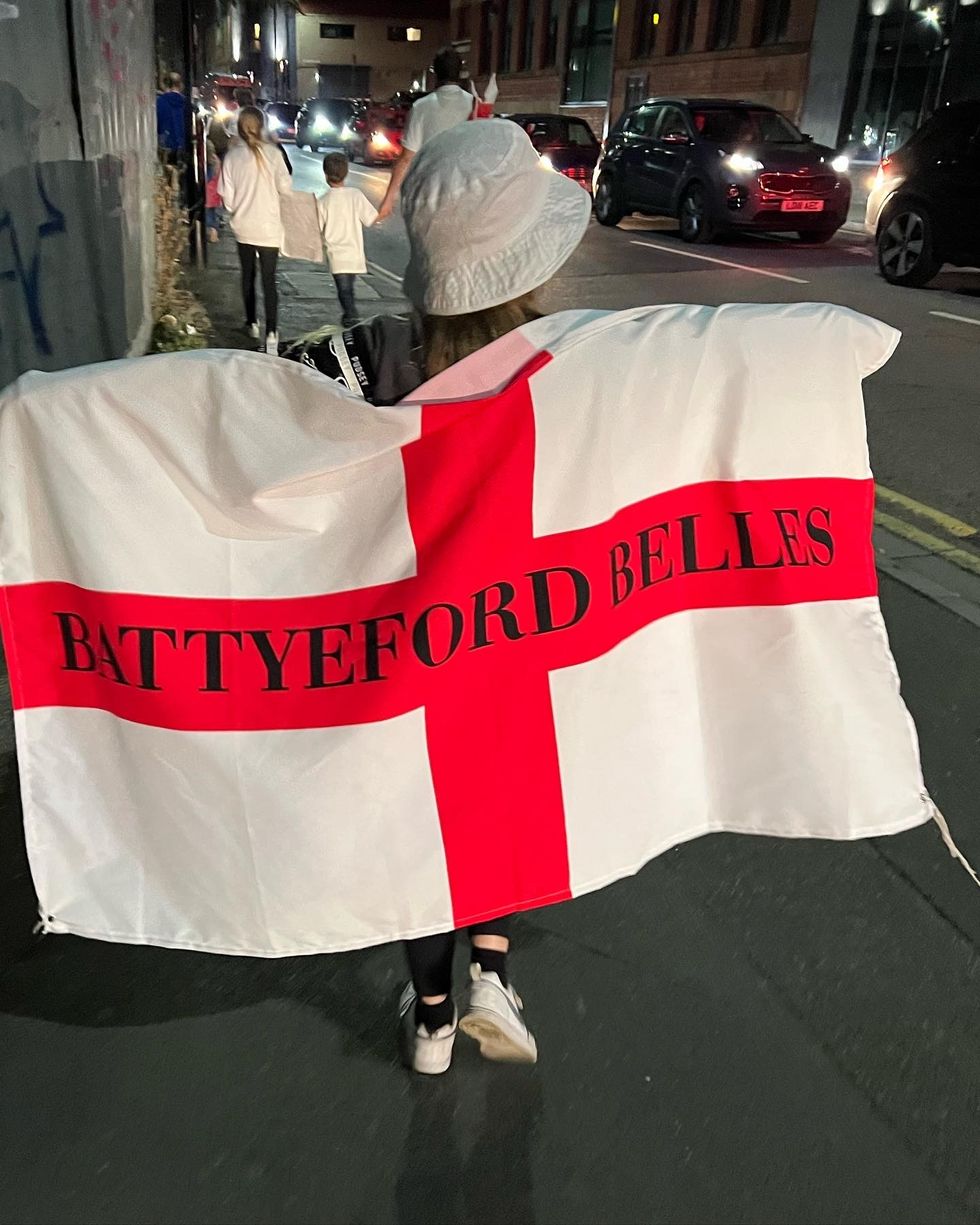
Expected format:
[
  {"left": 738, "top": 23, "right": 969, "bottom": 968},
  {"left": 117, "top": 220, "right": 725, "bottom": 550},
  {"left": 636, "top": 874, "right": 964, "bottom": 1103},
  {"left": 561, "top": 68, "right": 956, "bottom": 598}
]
[{"left": 3, "top": 2, "right": 980, "bottom": 1224}]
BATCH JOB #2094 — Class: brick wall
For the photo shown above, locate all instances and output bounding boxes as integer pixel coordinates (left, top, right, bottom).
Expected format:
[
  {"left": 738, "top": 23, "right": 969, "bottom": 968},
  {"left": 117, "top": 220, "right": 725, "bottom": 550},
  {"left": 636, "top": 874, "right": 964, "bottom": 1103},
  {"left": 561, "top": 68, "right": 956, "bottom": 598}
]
[{"left": 454, "top": 0, "right": 820, "bottom": 135}]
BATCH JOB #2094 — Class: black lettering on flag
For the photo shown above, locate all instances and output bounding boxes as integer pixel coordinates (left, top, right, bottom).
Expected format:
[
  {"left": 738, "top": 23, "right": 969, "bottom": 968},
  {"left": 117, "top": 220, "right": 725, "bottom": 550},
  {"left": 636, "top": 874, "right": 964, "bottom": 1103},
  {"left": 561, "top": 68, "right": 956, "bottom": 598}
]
[
  {"left": 247, "top": 629, "right": 301, "bottom": 692},
  {"left": 119, "top": 626, "right": 179, "bottom": 691},
  {"left": 471, "top": 582, "right": 525, "bottom": 650},
  {"left": 731, "top": 511, "right": 786, "bottom": 571},
  {"left": 805, "top": 507, "right": 835, "bottom": 566},
  {"left": 184, "top": 629, "right": 245, "bottom": 692},
  {"left": 610, "top": 541, "right": 634, "bottom": 606},
  {"left": 637, "top": 524, "right": 673, "bottom": 588},
  {"left": 527, "top": 566, "right": 590, "bottom": 633},
  {"left": 55, "top": 612, "right": 96, "bottom": 673},
  {"left": 97, "top": 625, "right": 130, "bottom": 686},
  {"left": 772, "top": 509, "right": 810, "bottom": 567},
  {"left": 306, "top": 624, "right": 355, "bottom": 688},
  {"left": 413, "top": 603, "right": 464, "bottom": 668},
  {"left": 678, "top": 514, "right": 731, "bottom": 575},
  {"left": 362, "top": 613, "right": 406, "bottom": 682}
]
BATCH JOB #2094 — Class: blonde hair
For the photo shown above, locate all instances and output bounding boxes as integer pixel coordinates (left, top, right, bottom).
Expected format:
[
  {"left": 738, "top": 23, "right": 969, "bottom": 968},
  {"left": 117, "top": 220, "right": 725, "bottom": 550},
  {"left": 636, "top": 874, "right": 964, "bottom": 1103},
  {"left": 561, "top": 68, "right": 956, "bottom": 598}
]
[
  {"left": 422, "top": 293, "right": 541, "bottom": 378},
  {"left": 237, "top": 106, "right": 267, "bottom": 164}
]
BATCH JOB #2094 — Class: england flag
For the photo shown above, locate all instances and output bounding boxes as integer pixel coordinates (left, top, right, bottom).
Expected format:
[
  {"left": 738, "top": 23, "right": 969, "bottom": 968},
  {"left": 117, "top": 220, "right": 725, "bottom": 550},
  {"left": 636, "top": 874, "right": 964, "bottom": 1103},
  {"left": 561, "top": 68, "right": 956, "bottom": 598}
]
[{"left": 0, "top": 303, "right": 932, "bottom": 956}]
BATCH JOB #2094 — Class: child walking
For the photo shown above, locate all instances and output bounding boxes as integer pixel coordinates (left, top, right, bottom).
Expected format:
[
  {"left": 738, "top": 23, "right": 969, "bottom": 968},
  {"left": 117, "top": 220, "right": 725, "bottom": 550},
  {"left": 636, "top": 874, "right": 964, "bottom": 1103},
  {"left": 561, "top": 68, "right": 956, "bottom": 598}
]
[{"left": 316, "top": 153, "right": 378, "bottom": 329}]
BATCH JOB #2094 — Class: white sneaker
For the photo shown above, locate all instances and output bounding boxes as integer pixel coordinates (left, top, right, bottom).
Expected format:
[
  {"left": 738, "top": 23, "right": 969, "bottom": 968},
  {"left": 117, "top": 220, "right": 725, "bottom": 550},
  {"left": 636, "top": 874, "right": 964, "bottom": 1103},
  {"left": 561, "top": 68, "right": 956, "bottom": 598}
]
[
  {"left": 247, "top": 322, "right": 260, "bottom": 340},
  {"left": 398, "top": 982, "right": 457, "bottom": 1075},
  {"left": 265, "top": 331, "right": 279, "bottom": 355},
  {"left": 459, "top": 964, "right": 538, "bottom": 1064}
]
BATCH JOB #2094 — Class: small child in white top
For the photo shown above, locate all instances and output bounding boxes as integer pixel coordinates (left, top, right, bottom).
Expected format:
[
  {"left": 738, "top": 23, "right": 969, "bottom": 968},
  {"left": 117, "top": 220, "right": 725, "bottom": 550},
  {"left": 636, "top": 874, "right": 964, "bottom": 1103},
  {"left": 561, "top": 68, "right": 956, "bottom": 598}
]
[{"left": 316, "top": 153, "right": 378, "bottom": 329}]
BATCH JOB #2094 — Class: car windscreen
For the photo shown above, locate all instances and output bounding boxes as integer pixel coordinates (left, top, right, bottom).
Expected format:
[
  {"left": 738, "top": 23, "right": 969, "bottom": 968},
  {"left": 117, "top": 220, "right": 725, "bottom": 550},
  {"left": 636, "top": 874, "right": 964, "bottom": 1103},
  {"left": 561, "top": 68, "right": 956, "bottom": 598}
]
[
  {"left": 692, "top": 108, "right": 805, "bottom": 144},
  {"left": 267, "top": 104, "right": 298, "bottom": 121},
  {"left": 312, "top": 100, "right": 354, "bottom": 122},
  {"left": 517, "top": 117, "right": 598, "bottom": 147}
]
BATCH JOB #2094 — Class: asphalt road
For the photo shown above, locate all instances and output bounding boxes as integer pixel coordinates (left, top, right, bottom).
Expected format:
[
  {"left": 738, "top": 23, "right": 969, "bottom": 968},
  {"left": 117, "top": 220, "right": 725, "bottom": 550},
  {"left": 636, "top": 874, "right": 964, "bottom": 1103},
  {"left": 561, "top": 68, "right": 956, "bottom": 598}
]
[{"left": 2, "top": 145, "right": 980, "bottom": 1225}]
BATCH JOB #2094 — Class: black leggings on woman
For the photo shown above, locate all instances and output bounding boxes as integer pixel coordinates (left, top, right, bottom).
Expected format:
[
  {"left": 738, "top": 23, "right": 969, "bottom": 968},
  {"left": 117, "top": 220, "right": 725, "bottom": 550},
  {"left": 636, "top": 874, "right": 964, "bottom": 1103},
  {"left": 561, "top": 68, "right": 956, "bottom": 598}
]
[
  {"left": 405, "top": 915, "right": 511, "bottom": 997},
  {"left": 237, "top": 243, "right": 279, "bottom": 333}
]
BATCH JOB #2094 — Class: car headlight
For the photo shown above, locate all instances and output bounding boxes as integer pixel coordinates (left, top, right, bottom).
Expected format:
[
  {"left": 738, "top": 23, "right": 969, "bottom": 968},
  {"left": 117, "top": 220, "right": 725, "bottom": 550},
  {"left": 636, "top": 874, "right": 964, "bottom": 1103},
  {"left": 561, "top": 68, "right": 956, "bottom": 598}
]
[
  {"left": 314, "top": 115, "right": 333, "bottom": 134},
  {"left": 267, "top": 114, "right": 281, "bottom": 132},
  {"left": 340, "top": 123, "right": 353, "bottom": 141},
  {"left": 215, "top": 105, "right": 231, "bottom": 121},
  {"left": 370, "top": 131, "right": 392, "bottom": 149},
  {"left": 830, "top": 154, "right": 849, "bottom": 174},
  {"left": 539, "top": 154, "right": 554, "bottom": 170},
  {"left": 726, "top": 152, "right": 764, "bottom": 174}
]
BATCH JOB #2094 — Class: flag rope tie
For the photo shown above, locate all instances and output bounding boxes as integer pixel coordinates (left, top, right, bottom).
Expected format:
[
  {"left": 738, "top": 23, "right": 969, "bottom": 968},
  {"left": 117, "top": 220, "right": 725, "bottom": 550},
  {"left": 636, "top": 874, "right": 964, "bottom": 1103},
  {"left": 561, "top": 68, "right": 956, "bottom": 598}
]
[{"left": 928, "top": 797, "right": 980, "bottom": 890}]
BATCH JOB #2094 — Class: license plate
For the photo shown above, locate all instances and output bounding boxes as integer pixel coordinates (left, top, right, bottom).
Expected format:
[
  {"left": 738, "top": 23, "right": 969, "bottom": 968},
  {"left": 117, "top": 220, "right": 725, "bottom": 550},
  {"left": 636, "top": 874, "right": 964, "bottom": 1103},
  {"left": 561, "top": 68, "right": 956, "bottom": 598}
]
[{"left": 780, "top": 199, "right": 824, "bottom": 212}]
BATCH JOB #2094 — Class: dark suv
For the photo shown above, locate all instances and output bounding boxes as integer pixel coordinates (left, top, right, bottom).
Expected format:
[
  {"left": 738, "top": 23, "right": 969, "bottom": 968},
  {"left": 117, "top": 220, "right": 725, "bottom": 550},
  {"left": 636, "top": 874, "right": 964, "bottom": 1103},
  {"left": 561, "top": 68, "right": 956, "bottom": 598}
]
[
  {"left": 594, "top": 97, "right": 851, "bottom": 243},
  {"left": 866, "top": 100, "right": 980, "bottom": 287}
]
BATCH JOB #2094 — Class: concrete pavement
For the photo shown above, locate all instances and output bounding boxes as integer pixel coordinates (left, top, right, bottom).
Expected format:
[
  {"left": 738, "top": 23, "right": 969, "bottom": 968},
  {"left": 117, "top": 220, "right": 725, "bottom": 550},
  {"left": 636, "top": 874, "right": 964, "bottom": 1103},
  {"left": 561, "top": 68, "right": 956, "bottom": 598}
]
[{"left": 3, "top": 147, "right": 980, "bottom": 1224}]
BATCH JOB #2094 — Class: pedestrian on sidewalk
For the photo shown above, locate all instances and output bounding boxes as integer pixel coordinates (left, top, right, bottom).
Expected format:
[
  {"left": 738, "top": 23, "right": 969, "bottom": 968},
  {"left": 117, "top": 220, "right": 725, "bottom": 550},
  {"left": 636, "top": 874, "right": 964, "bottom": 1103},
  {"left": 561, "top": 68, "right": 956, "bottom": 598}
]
[
  {"left": 218, "top": 105, "right": 292, "bottom": 354},
  {"left": 156, "top": 71, "right": 190, "bottom": 164},
  {"left": 391, "top": 120, "right": 589, "bottom": 1074},
  {"left": 376, "top": 48, "right": 473, "bottom": 221},
  {"left": 316, "top": 152, "right": 378, "bottom": 329}
]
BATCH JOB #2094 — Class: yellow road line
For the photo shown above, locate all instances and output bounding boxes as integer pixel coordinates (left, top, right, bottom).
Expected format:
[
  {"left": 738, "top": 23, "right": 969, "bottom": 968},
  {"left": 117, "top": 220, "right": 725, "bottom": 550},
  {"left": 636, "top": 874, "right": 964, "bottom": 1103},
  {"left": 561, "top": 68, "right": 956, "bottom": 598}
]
[
  {"left": 875, "top": 510, "right": 980, "bottom": 579},
  {"left": 875, "top": 484, "right": 978, "bottom": 539}
]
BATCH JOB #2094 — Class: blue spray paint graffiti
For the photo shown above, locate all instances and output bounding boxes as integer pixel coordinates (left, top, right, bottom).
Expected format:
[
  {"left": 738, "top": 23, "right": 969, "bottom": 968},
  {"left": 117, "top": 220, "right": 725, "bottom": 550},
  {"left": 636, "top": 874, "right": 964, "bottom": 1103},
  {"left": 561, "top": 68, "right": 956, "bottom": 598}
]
[{"left": 0, "top": 166, "right": 67, "bottom": 356}]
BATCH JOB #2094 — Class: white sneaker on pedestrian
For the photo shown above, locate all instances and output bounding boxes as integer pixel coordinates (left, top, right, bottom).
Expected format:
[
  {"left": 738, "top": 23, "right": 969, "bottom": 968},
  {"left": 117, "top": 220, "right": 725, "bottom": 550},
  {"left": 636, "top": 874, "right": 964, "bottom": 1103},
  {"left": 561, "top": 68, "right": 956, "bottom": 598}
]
[
  {"left": 459, "top": 964, "right": 538, "bottom": 1064},
  {"left": 265, "top": 331, "right": 279, "bottom": 355},
  {"left": 247, "top": 321, "right": 260, "bottom": 340},
  {"left": 398, "top": 982, "right": 457, "bottom": 1075}
]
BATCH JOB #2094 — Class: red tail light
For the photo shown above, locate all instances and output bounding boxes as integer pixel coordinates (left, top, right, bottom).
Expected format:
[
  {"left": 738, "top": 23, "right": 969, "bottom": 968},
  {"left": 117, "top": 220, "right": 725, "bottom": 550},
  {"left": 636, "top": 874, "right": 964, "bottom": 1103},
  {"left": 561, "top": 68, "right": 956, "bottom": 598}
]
[{"left": 880, "top": 156, "right": 892, "bottom": 174}]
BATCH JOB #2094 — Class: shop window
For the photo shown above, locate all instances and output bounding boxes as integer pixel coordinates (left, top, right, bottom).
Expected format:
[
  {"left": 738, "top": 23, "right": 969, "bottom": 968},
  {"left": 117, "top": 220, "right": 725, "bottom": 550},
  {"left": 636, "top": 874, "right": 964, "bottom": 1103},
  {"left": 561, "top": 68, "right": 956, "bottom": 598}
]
[
  {"left": 478, "top": 0, "right": 495, "bottom": 75},
  {"left": 634, "top": 0, "right": 661, "bottom": 57},
  {"left": 669, "top": 0, "right": 699, "bottom": 54},
  {"left": 757, "top": 0, "right": 790, "bottom": 45},
  {"left": 564, "top": 0, "right": 615, "bottom": 103},
  {"left": 519, "top": 0, "right": 535, "bottom": 69},
  {"left": 320, "top": 23, "right": 354, "bottom": 39},
  {"left": 542, "top": 0, "right": 562, "bottom": 67},
  {"left": 498, "top": 0, "right": 516, "bottom": 71},
  {"left": 709, "top": 0, "right": 741, "bottom": 49}
]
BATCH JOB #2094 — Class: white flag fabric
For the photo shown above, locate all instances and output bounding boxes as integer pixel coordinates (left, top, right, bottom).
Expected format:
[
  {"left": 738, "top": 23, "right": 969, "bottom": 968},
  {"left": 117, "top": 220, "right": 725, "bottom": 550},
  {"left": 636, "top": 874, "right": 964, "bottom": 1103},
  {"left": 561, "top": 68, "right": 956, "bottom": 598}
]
[
  {"left": 279, "top": 190, "right": 325, "bottom": 263},
  {"left": 0, "top": 304, "right": 931, "bottom": 956}
]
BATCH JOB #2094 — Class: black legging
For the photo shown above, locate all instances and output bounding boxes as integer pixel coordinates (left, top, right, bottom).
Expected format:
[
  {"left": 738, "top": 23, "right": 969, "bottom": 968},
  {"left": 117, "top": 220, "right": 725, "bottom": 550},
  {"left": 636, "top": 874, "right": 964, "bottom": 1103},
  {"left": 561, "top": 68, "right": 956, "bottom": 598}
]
[
  {"left": 405, "top": 916, "right": 511, "bottom": 998},
  {"left": 237, "top": 243, "right": 279, "bottom": 333}
]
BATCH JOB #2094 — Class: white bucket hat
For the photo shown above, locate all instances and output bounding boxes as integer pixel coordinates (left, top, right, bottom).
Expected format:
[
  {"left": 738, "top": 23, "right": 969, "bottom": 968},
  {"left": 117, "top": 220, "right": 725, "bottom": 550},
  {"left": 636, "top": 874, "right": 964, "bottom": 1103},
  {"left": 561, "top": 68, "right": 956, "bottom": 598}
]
[{"left": 401, "top": 118, "right": 592, "bottom": 317}]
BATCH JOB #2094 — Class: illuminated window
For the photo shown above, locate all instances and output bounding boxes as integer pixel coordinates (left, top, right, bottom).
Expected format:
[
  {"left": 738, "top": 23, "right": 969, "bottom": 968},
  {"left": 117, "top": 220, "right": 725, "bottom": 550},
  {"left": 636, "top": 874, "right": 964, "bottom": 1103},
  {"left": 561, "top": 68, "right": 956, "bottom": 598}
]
[
  {"left": 634, "top": 0, "right": 660, "bottom": 56},
  {"left": 320, "top": 23, "right": 355, "bottom": 39}
]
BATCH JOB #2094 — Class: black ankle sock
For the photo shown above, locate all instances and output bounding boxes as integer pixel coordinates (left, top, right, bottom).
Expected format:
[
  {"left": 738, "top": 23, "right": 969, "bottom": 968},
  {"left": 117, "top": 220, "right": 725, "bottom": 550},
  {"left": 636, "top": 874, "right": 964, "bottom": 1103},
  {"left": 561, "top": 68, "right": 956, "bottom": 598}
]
[
  {"left": 415, "top": 995, "right": 455, "bottom": 1034},
  {"left": 472, "top": 947, "right": 508, "bottom": 987}
]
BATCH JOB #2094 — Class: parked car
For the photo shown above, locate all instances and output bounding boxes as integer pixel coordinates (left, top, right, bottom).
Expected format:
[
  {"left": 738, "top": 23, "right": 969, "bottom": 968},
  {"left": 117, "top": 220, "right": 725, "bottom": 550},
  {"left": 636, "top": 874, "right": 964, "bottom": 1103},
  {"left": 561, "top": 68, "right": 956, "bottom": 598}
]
[
  {"left": 503, "top": 113, "right": 600, "bottom": 191},
  {"left": 866, "top": 100, "right": 980, "bottom": 288},
  {"left": 263, "top": 101, "right": 299, "bottom": 142},
  {"left": 593, "top": 97, "right": 851, "bottom": 243},
  {"left": 295, "top": 98, "right": 358, "bottom": 152}
]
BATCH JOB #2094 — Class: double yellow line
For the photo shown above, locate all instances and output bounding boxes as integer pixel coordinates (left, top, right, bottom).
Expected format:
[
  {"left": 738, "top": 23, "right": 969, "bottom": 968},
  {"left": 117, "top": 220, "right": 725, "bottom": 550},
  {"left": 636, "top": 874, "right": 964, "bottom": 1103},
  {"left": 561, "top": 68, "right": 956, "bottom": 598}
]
[{"left": 875, "top": 485, "right": 980, "bottom": 578}]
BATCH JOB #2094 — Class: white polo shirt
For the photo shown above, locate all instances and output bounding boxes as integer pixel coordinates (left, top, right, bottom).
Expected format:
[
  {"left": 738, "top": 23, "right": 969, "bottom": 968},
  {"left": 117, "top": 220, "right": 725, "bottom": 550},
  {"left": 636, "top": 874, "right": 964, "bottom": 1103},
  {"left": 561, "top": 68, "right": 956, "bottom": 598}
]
[{"left": 402, "top": 84, "right": 473, "bottom": 153}]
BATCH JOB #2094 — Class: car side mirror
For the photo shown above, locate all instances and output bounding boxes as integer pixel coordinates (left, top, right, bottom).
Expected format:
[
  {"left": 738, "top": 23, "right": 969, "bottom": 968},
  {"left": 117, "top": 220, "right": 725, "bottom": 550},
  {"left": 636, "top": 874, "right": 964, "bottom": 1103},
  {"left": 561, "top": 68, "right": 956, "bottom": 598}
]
[{"left": 802, "top": 133, "right": 813, "bottom": 142}]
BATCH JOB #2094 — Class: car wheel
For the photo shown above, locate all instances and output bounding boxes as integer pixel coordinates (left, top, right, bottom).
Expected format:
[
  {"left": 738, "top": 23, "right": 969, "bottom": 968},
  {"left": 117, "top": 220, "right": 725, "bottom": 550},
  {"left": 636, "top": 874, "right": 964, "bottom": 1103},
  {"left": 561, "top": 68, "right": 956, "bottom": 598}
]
[
  {"left": 594, "top": 175, "right": 625, "bottom": 226},
  {"left": 798, "top": 226, "right": 839, "bottom": 244},
  {"left": 678, "top": 183, "right": 715, "bottom": 243},
  {"left": 877, "top": 204, "right": 941, "bottom": 287}
]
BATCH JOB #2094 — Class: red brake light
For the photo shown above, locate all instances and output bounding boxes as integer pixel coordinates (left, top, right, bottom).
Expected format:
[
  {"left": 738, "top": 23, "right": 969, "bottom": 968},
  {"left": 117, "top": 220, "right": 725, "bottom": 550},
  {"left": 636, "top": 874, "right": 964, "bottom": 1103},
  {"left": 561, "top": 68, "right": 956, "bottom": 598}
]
[{"left": 880, "top": 156, "right": 892, "bottom": 174}]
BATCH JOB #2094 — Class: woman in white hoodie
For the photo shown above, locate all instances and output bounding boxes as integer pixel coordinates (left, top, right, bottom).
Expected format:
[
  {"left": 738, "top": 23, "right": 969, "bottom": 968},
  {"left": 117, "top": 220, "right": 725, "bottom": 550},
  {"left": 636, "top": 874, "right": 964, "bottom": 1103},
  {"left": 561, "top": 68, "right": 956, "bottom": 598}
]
[{"left": 219, "top": 106, "right": 292, "bottom": 354}]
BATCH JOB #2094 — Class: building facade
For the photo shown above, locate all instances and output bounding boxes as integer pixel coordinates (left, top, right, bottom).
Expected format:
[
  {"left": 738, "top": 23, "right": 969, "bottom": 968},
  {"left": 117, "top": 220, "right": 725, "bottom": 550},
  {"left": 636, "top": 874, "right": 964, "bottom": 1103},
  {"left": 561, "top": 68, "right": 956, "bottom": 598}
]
[
  {"left": 451, "top": 0, "right": 980, "bottom": 149},
  {"left": 294, "top": 0, "right": 450, "bottom": 102}
]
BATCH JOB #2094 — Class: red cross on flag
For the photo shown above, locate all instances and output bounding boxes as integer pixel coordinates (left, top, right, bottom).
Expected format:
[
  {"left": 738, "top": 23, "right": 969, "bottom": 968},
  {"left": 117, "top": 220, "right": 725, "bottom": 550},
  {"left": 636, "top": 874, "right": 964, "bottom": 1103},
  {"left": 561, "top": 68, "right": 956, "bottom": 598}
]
[{"left": 0, "top": 304, "right": 932, "bottom": 956}]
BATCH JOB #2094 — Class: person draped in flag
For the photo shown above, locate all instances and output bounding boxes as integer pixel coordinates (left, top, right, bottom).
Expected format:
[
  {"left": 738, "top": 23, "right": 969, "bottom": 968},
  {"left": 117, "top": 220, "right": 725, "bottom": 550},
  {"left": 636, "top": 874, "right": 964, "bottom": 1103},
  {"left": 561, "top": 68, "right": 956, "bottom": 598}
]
[{"left": 375, "top": 121, "right": 591, "bottom": 1073}]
